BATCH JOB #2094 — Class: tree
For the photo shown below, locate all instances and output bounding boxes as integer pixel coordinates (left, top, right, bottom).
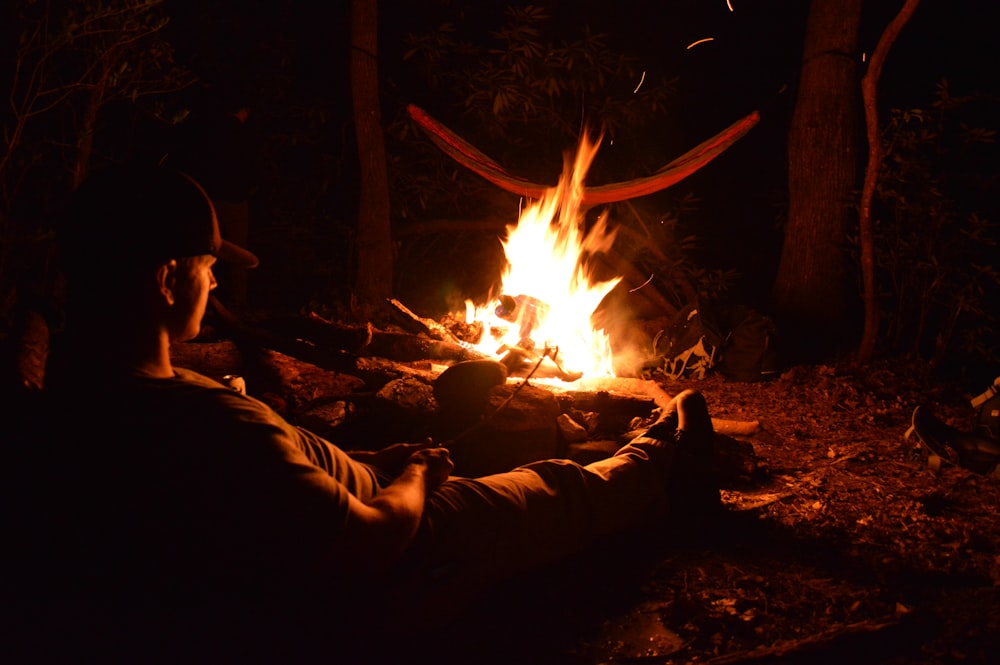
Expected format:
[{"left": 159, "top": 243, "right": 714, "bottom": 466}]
[
  {"left": 1, "top": 0, "right": 191, "bottom": 299},
  {"left": 350, "top": 0, "right": 393, "bottom": 312},
  {"left": 771, "top": 0, "right": 864, "bottom": 359}
]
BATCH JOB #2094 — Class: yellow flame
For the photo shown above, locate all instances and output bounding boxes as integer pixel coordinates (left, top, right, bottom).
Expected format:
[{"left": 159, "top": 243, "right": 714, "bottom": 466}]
[{"left": 468, "top": 133, "right": 622, "bottom": 379}]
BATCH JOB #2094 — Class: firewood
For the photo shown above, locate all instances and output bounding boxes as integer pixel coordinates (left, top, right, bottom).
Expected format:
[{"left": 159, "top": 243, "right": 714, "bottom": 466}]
[
  {"left": 387, "top": 298, "right": 464, "bottom": 344},
  {"left": 365, "top": 331, "right": 487, "bottom": 363}
]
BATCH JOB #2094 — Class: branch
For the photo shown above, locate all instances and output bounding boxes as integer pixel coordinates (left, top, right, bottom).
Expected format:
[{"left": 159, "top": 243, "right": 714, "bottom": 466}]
[{"left": 856, "top": 0, "right": 921, "bottom": 364}]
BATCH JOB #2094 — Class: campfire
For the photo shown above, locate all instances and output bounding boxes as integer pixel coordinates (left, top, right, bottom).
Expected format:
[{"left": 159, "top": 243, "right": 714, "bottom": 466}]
[
  {"left": 398, "top": 102, "right": 761, "bottom": 388},
  {"left": 463, "top": 132, "right": 623, "bottom": 383}
]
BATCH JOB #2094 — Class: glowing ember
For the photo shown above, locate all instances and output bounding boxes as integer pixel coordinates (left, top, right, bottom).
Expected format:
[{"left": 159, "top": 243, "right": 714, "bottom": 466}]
[{"left": 465, "top": 133, "right": 622, "bottom": 380}]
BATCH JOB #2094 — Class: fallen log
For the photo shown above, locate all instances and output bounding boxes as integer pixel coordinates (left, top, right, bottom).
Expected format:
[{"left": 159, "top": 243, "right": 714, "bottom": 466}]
[
  {"left": 207, "top": 297, "right": 366, "bottom": 373},
  {"left": 705, "top": 614, "right": 918, "bottom": 665},
  {"left": 208, "top": 296, "right": 486, "bottom": 376},
  {"left": 562, "top": 376, "right": 761, "bottom": 436}
]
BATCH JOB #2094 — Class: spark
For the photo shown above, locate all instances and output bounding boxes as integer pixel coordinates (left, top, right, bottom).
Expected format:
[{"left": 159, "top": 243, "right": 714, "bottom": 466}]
[
  {"left": 632, "top": 70, "right": 646, "bottom": 94},
  {"left": 686, "top": 37, "right": 715, "bottom": 50},
  {"left": 726, "top": 0, "right": 734, "bottom": 11},
  {"left": 629, "top": 274, "right": 655, "bottom": 293}
]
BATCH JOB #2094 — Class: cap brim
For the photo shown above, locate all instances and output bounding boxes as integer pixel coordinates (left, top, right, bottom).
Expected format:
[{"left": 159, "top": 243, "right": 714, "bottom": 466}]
[{"left": 217, "top": 240, "right": 259, "bottom": 269}]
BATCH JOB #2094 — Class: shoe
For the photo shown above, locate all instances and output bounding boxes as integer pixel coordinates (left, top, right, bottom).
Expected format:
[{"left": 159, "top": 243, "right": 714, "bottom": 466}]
[
  {"left": 643, "top": 409, "right": 678, "bottom": 442},
  {"left": 668, "top": 390, "right": 722, "bottom": 519},
  {"left": 911, "top": 406, "right": 1000, "bottom": 474},
  {"left": 674, "top": 390, "right": 714, "bottom": 449}
]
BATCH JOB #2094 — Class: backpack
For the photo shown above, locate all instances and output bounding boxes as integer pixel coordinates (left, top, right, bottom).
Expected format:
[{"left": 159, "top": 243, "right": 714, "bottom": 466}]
[
  {"left": 647, "top": 301, "right": 779, "bottom": 382},
  {"left": 972, "top": 377, "right": 1000, "bottom": 439},
  {"left": 650, "top": 301, "right": 723, "bottom": 380},
  {"left": 716, "top": 305, "right": 779, "bottom": 383}
]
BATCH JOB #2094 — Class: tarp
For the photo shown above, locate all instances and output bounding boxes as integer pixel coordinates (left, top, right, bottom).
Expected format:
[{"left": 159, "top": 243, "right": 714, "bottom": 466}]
[{"left": 407, "top": 104, "right": 760, "bottom": 204}]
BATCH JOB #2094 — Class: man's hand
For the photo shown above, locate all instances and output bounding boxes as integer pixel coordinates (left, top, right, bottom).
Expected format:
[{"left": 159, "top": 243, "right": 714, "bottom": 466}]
[
  {"left": 406, "top": 446, "right": 453, "bottom": 492},
  {"left": 348, "top": 440, "right": 433, "bottom": 476},
  {"left": 348, "top": 441, "right": 453, "bottom": 489},
  {"left": 339, "top": 444, "right": 454, "bottom": 573}
]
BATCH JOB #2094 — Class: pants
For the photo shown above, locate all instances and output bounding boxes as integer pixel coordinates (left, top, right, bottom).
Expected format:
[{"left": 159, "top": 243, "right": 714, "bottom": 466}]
[{"left": 386, "top": 435, "right": 676, "bottom": 625}]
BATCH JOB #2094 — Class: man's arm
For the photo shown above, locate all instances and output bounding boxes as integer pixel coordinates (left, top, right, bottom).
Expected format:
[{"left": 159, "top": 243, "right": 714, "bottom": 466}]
[{"left": 337, "top": 448, "right": 453, "bottom": 574}]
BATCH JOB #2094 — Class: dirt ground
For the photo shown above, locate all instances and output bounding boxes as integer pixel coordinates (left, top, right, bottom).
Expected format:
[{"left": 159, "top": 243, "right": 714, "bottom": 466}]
[
  {"left": 416, "top": 359, "right": 1000, "bottom": 665},
  {"left": 174, "top": 325, "right": 1000, "bottom": 664}
]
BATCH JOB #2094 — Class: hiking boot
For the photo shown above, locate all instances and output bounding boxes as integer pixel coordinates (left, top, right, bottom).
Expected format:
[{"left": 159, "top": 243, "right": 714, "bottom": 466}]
[
  {"left": 663, "top": 390, "right": 722, "bottom": 520},
  {"left": 911, "top": 405, "right": 1000, "bottom": 474}
]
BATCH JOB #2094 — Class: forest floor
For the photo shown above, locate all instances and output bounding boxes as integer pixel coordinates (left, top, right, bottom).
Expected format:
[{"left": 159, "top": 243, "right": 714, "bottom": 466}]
[
  {"left": 171, "top": 317, "right": 1000, "bottom": 665},
  {"left": 413, "top": 359, "right": 1000, "bottom": 665}
]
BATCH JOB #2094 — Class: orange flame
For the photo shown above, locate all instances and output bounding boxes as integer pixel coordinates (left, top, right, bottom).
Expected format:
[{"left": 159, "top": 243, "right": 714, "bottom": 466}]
[{"left": 468, "top": 133, "right": 622, "bottom": 379}]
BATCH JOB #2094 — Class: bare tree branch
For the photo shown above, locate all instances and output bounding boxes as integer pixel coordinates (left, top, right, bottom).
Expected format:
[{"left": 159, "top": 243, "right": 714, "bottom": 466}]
[{"left": 857, "top": 0, "right": 921, "bottom": 364}]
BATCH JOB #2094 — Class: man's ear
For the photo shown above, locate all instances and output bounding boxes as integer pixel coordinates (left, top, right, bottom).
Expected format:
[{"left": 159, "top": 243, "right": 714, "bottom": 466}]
[{"left": 155, "top": 260, "right": 179, "bottom": 306}]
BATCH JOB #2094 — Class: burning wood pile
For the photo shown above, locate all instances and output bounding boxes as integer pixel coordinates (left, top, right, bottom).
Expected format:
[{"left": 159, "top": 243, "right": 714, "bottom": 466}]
[{"left": 182, "top": 288, "right": 762, "bottom": 481}]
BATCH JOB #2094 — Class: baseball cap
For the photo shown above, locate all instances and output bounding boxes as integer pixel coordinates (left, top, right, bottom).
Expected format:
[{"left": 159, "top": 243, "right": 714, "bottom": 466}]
[{"left": 60, "top": 165, "right": 259, "bottom": 272}]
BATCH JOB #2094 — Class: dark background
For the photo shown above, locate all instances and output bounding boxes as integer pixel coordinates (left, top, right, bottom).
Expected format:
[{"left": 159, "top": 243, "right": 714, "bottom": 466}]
[{"left": 155, "top": 0, "right": 998, "bottom": 313}]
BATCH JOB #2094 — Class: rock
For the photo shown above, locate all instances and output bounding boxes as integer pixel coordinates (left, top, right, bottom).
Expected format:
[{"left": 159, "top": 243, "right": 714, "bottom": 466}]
[
  {"left": 433, "top": 359, "right": 508, "bottom": 419},
  {"left": 445, "top": 382, "right": 561, "bottom": 476}
]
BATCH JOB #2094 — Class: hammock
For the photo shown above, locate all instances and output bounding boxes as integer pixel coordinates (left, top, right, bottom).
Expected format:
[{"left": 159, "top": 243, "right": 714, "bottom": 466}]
[{"left": 407, "top": 104, "right": 760, "bottom": 205}]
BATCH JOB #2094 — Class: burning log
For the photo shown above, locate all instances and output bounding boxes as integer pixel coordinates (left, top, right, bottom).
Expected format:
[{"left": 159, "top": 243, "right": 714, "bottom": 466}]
[
  {"left": 363, "top": 331, "right": 485, "bottom": 364},
  {"left": 387, "top": 298, "right": 466, "bottom": 345},
  {"left": 206, "top": 293, "right": 763, "bottom": 473},
  {"left": 498, "top": 345, "right": 584, "bottom": 382}
]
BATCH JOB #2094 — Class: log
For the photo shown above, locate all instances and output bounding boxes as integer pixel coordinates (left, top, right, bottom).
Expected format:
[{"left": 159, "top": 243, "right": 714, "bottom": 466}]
[
  {"left": 387, "top": 298, "right": 464, "bottom": 344},
  {"left": 639, "top": 378, "right": 761, "bottom": 436},
  {"left": 209, "top": 298, "right": 761, "bottom": 439},
  {"left": 171, "top": 340, "right": 244, "bottom": 379},
  {"left": 208, "top": 297, "right": 486, "bottom": 379},
  {"left": 705, "top": 616, "right": 910, "bottom": 665},
  {"left": 365, "top": 331, "right": 487, "bottom": 363},
  {"left": 547, "top": 377, "right": 762, "bottom": 443}
]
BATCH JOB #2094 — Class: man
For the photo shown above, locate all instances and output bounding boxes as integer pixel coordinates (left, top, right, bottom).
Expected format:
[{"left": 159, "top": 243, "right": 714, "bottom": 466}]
[{"left": 31, "top": 165, "right": 719, "bottom": 660}]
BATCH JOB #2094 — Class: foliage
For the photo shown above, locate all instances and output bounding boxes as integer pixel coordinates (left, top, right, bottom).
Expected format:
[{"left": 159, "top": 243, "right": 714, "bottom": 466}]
[
  {"left": 609, "top": 192, "right": 739, "bottom": 310},
  {"left": 0, "top": 0, "right": 193, "bottom": 307},
  {"left": 857, "top": 80, "right": 999, "bottom": 377},
  {"left": 392, "top": 4, "right": 677, "bottom": 216},
  {"left": 384, "top": 3, "right": 727, "bottom": 315}
]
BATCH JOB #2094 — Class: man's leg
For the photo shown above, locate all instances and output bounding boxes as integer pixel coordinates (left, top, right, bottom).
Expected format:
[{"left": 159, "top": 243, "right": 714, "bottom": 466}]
[{"left": 388, "top": 390, "right": 717, "bottom": 624}]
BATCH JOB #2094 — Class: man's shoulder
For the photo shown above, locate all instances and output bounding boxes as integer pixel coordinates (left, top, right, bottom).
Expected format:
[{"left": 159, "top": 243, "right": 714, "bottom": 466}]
[
  {"left": 168, "top": 367, "right": 282, "bottom": 426},
  {"left": 170, "top": 366, "right": 229, "bottom": 388}
]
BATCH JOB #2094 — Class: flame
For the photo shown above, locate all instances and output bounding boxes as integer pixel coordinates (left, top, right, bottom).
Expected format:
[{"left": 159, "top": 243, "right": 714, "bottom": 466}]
[{"left": 467, "top": 133, "right": 622, "bottom": 379}]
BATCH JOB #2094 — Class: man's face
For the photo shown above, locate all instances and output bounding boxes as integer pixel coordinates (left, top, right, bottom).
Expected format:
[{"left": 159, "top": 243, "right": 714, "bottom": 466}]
[{"left": 168, "top": 254, "right": 218, "bottom": 343}]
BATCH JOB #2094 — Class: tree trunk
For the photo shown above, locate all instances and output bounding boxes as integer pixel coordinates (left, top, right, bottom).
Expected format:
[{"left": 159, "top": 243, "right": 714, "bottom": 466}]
[
  {"left": 350, "top": 0, "right": 393, "bottom": 310},
  {"left": 856, "top": 0, "right": 921, "bottom": 364},
  {"left": 771, "top": 0, "right": 864, "bottom": 359}
]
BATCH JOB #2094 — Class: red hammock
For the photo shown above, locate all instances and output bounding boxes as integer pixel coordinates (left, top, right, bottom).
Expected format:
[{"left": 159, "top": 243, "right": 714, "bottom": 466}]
[{"left": 407, "top": 104, "right": 760, "bottom": 205}]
